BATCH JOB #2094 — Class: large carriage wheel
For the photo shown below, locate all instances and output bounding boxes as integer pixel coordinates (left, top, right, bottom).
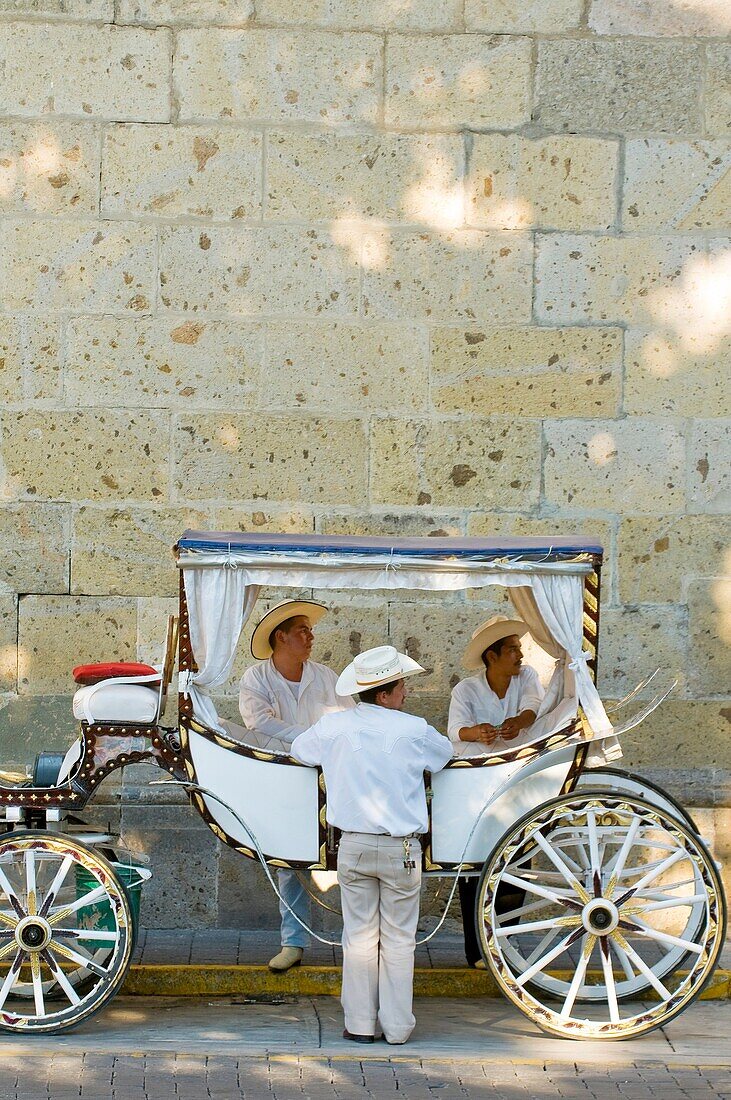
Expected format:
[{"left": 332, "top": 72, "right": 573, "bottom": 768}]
[
  {"left": 477, "top": 790, "right": 726, "bottom": 1040},
  {"left": 0, "top": 831, "right": 134, "bottom": 1033}
]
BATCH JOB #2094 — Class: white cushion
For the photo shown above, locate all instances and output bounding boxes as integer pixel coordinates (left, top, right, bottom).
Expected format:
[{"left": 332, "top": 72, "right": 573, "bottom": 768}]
[{"left": 73, "top": 682, "right": 159, "bottom": 724}]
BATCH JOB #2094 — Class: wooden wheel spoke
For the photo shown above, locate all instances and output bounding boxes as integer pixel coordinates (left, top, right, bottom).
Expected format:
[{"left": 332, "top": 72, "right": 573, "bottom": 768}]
[
  {"left": 501, "top": 871, "right": 582, "bottom": 911},
  {"left": 532, "top": 830, "right": 591, "bottom": 903},
  {"left": 515, "top": 930, "right": 577, "bottom": 987},
  {"left": 599, "top": 936, "right": 620, "bottom": 1024},
  {"left": 25, "top": 851, "right": 38, "bottom": 917},
  {"left": 30, "top": 952, "right": 44, "bottom": 1017},
  {"left": 0, "top": 949, "right": 25, "bottom": 1012},
  {"left": 39, "top": 856, "right": 74, "bottom": 918},
  {"left": 49, "top": 883, "right": 108, "bottom": 926},
  {"left": 558, "top": 934, "right": 595, "bottom": 1019},
  {"left": 48, "top": 939, "right": 111, "bottom": 979},
  {"left": 495, "top": 914, "right": 580, "bottom": 938},
  {"left": 40, "top": 949, "right": 81, "bottom": 1007}
]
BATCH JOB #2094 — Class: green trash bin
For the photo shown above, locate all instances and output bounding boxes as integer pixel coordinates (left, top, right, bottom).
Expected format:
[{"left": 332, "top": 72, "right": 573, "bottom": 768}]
[{"left": 75, "top": 862, "right": 151, "bottom": 950}]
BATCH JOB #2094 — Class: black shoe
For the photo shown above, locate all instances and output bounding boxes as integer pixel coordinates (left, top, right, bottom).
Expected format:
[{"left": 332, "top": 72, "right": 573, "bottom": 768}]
[{"left": 343, "top": 1029, "right": 375, "bottom": 1044}]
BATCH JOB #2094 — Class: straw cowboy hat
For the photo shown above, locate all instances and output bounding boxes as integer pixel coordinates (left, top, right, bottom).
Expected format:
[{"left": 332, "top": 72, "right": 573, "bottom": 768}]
[
  {"left": 336, "top": 645, "right": 425, "bottom": 698},
  {"left": 250, "top": 599, "right": 328, "bottom": 660},
  {"left": 462, "top": 615, "right": 530, "bottom": 671}
]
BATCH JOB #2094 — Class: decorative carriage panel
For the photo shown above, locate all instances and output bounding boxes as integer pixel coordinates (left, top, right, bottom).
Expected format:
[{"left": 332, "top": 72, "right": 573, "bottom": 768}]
[
  {"left": 430, "top": 747, "right": 576, "bottom": 865},
  {"left": 186, "top": 727, "right": 321, "bottom": 863}
]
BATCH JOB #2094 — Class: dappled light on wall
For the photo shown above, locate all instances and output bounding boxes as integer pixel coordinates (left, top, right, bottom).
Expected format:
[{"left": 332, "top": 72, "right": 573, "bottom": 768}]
[
  {"left": 647, "top": 249, "right": 731, "bottom": 354},
  {"left": 330, "top": 216, "right": 389, "bottom": 270},
  {"left": 587, "top": 431, "right": 618, "bottom": 468}
]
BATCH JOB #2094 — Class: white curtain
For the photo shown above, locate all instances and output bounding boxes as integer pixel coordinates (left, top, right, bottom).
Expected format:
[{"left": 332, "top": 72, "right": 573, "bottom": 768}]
[
  {"left": 510, "top": 575, "right": 621, "bottom": 764},
  {"left": 182, "top": 567, "right": 260, "bottom": 731}
]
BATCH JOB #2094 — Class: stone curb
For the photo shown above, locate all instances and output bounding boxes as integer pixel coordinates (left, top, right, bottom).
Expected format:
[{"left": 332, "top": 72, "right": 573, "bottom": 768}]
[{"left": 123, "top": 964, "right": 731, "bottom": 1000}]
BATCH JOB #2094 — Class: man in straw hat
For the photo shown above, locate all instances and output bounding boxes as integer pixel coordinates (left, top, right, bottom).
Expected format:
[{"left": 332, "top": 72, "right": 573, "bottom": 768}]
[
  {"left": 239, "top": 599, "right": 354, "bottom": 973},
  {"left": 448, "top": 614, "right": 544, "bottom": 968},
  {"left": 291, "top": 645, "right": 452, "bottom": 1045}
]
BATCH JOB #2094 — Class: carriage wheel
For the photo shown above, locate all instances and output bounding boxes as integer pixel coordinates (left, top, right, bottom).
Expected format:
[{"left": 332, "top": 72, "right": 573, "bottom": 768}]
[
  {"left": 477, "top": 790, "right": 726, "bottom": 1040},
  {"left": 0, "top": 831, "right": 134, "bottom": 1033}
]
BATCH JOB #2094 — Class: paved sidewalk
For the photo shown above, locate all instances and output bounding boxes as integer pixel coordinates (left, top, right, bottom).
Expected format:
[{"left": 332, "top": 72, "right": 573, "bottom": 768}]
[{"left": 1, "top": 997, "right": 730, "bottom": 1098}]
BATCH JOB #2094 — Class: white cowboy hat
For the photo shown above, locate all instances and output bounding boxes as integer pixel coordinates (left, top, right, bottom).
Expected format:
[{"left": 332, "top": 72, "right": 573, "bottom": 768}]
[
  {"left": 462, "top": 615, "right": 530, "bottom": 671},
  {"left": 250, "top": 599, "right": 328, "bottom": 660},
  {"left": 336, "top": 645, "right": 425, "bottom": 697}
]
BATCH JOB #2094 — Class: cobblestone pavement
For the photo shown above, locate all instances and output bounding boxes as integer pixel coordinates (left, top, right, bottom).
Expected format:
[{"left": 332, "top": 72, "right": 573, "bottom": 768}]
[{"left": 0, "top": 1053, "right": 729, "bottom": 1099}]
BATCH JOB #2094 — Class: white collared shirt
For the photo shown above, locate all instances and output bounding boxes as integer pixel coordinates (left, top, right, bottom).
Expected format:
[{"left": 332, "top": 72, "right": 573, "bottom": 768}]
[
  {"left": 291, "top": 704, "right": 453, "bottom": 835},
  {"left": 239, "top": 658, "right": 354, "bottom": 746},
  {"left": 447, "top": 666, "right": 544, "bottom": 742}
]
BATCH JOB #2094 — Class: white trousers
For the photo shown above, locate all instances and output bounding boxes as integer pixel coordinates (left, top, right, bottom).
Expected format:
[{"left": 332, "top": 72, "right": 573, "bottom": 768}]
[{"left": 337, "top": 831, "right": 422, "bottom": 1043}]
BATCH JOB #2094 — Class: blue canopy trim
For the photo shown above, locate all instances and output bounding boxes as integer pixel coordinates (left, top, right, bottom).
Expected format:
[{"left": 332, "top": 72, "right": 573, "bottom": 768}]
[{"left": 176, "top": 530, "right": 603, "bottom": 563}]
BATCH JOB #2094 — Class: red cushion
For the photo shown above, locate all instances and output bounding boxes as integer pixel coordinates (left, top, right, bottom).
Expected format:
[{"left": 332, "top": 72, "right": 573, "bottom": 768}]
[{"left": 72, "top": 662, "right": 159, "bottom": 686}]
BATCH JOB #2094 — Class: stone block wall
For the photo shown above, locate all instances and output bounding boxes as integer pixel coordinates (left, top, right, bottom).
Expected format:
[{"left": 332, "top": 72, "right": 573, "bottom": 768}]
[{"left": 0, "top": 1, "right": 729, "bottom": 927}]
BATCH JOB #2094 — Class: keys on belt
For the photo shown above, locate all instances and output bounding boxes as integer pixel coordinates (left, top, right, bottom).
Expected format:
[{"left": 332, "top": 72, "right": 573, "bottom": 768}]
[{"left": 403, "top": 837, "right": 417, "bottom": 874}]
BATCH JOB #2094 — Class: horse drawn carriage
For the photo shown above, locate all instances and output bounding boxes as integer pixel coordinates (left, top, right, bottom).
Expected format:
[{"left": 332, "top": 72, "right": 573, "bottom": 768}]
[{"left": 0, "top": 531, "right": 725, "bottom": 1039}]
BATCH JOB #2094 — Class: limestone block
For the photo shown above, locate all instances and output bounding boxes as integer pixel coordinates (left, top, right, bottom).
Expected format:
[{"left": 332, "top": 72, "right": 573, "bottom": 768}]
[
  {"left": 0, "top": 696, "right": 79, "bottom": 771},
  {"left": 0, "top": 24, "right": 171, "bottom": 121},
  {"left": 71, "top": 507, "right": 208, "bottom": 597},
  {"left": 618, "top": 700, "right": 731, "bottom": 771},
  {"left": 65, "top": 317, "right": 263, "bottom": 408},
  {"left": 467, "top": 134, "right": 618, "bottom": 232},
  {"left": 688, "top": 578, "right": 731, "bottom": 696},
  {"left": 0, "top": 595, "right": 16, "bottom": 692},
  {"left": 118, "top": 0, "right": 253, "bottom": 24},
  {"left": 175, "top": 29, "right": 381, "bottom": 126},
  {"left": 689, "top": 420, "right": 731, "bottom": 513},
  {"left": 385, "top": 33, "right": 531, "bottom": 130},
  {"left": 102, "top": 125, "right": 262, "bottom": 221},
  {"left": 158, "top": 226, "right": 359, "bottom": 318},
  {"left": 535, "top": 40, "right": 702, "bottom": 134},
  {"left": 589, "top": 0, "right": 730, "bottom": 36},
  {"left": 431, "top": 327, "right": 621, "bottom": 417},
  {"left": 535, "top": 235, "right": 704, "bottom": 325},
  {"left": 623, "top": 139, "right": 731, "bottom": 231},
  {"left": 705, "top": 44, "right": 731, "bottom": 136},
  {"left": 257, "top": 0, "right": 461, "bottom": 29},
  {"left": 175, "top": 415, "right": 367, "bottom": 505},
  {"left": 121, "top": 805, "right": 218, "bottom": 927},
  {"left": 618, "top": 516, "right": 731, "bottom": 604},
  {"left": 0, "top": 121, "right": 99, "bottom": 216},
  {"left": 370, "top": 418, "right": 541, "bottom": 509},
  {"left": 0, "top": 316, "right": 61, "bottom": 403},
  {"left": 0, "top": 504, "right": 69, "bottom": 595},
  {"left": 18, "top": 595, "right": 137, "bottom": 694},
  {"left": 0, "top": 411, "right": 169, "bottom": 502},
  {"left": 624, "top": 329, "right": 731, "bottom": 417},
  {"left": 136, "top": 596, "right": 177, "bottom": 668},
  {"left": 362, "top": 231, "right": 532, "bottom": 322},
  {"left": 0, "top": 0, "right": 112, "bottom": 14},
  {"left": 266, "top": 130, "right": 463, "bottom": 225},
  {"left": 1, "top": 220, "right": 156, "bottom": 313},
  {"left": 265, "top": 322, "right": 429, "bottom": 413},
  {"left": 597, "top": 605, "right": 685, "bottom": 699},
  {"left": 543, "top": 419, "right": 686, "bottom": 514},
  {"left": 217, "top": 851, "right": 280, "bottom": 930},
  {"left": 210, "top": 507, "right": 314, "bottom": 534},
  {"left": 466, "top": 0, "right": 581, "bottom": 30},
  {"left": 321, "top": 513, "right": 462, "bottom": 537}
]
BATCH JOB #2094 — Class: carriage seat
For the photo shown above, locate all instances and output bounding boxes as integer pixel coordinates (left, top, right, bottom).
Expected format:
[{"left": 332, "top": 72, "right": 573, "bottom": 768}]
[
  {"left": 71, "top": 617, "right": 179, "bottom": 727},
  {"left": 72, "top": 680, "right": 160, "bottom": 724}
]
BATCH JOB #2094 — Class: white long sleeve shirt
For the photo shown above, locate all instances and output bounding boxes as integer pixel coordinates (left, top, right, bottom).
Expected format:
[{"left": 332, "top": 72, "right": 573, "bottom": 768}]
[
  {"left": 447, "top": 666, "right": 544, "bottom": 743},
  {"left": 239, "top": 658, "right": 353, "bottom": 746},
  {"left": 290, "top": 704, "right": 453, "bottom": 835}
]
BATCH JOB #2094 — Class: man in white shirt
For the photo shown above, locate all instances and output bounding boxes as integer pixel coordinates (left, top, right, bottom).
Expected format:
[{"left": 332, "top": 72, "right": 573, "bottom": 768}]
[
  {"left": 291, "top": 646, "right": 453, "bottom": 1046},
  {"left": 448, "top": 615, "right": 545, "bottom": 968},
  {"left": 239, "top": 598, "right": 354, "bottom": 972}
]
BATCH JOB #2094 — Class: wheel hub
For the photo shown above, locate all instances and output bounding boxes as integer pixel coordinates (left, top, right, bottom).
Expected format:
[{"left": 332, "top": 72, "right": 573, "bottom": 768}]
[
  {"left": 581, "top": 897, "right": 619, "bottom": 935},
  {"left": 15, "top": 915, "right": 52, "bottom": 953}
]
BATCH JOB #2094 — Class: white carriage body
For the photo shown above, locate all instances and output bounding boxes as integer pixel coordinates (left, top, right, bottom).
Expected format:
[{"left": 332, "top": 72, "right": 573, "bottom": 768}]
[{"left": 174, "top": 531, "right": 613, "bottom": 871}]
